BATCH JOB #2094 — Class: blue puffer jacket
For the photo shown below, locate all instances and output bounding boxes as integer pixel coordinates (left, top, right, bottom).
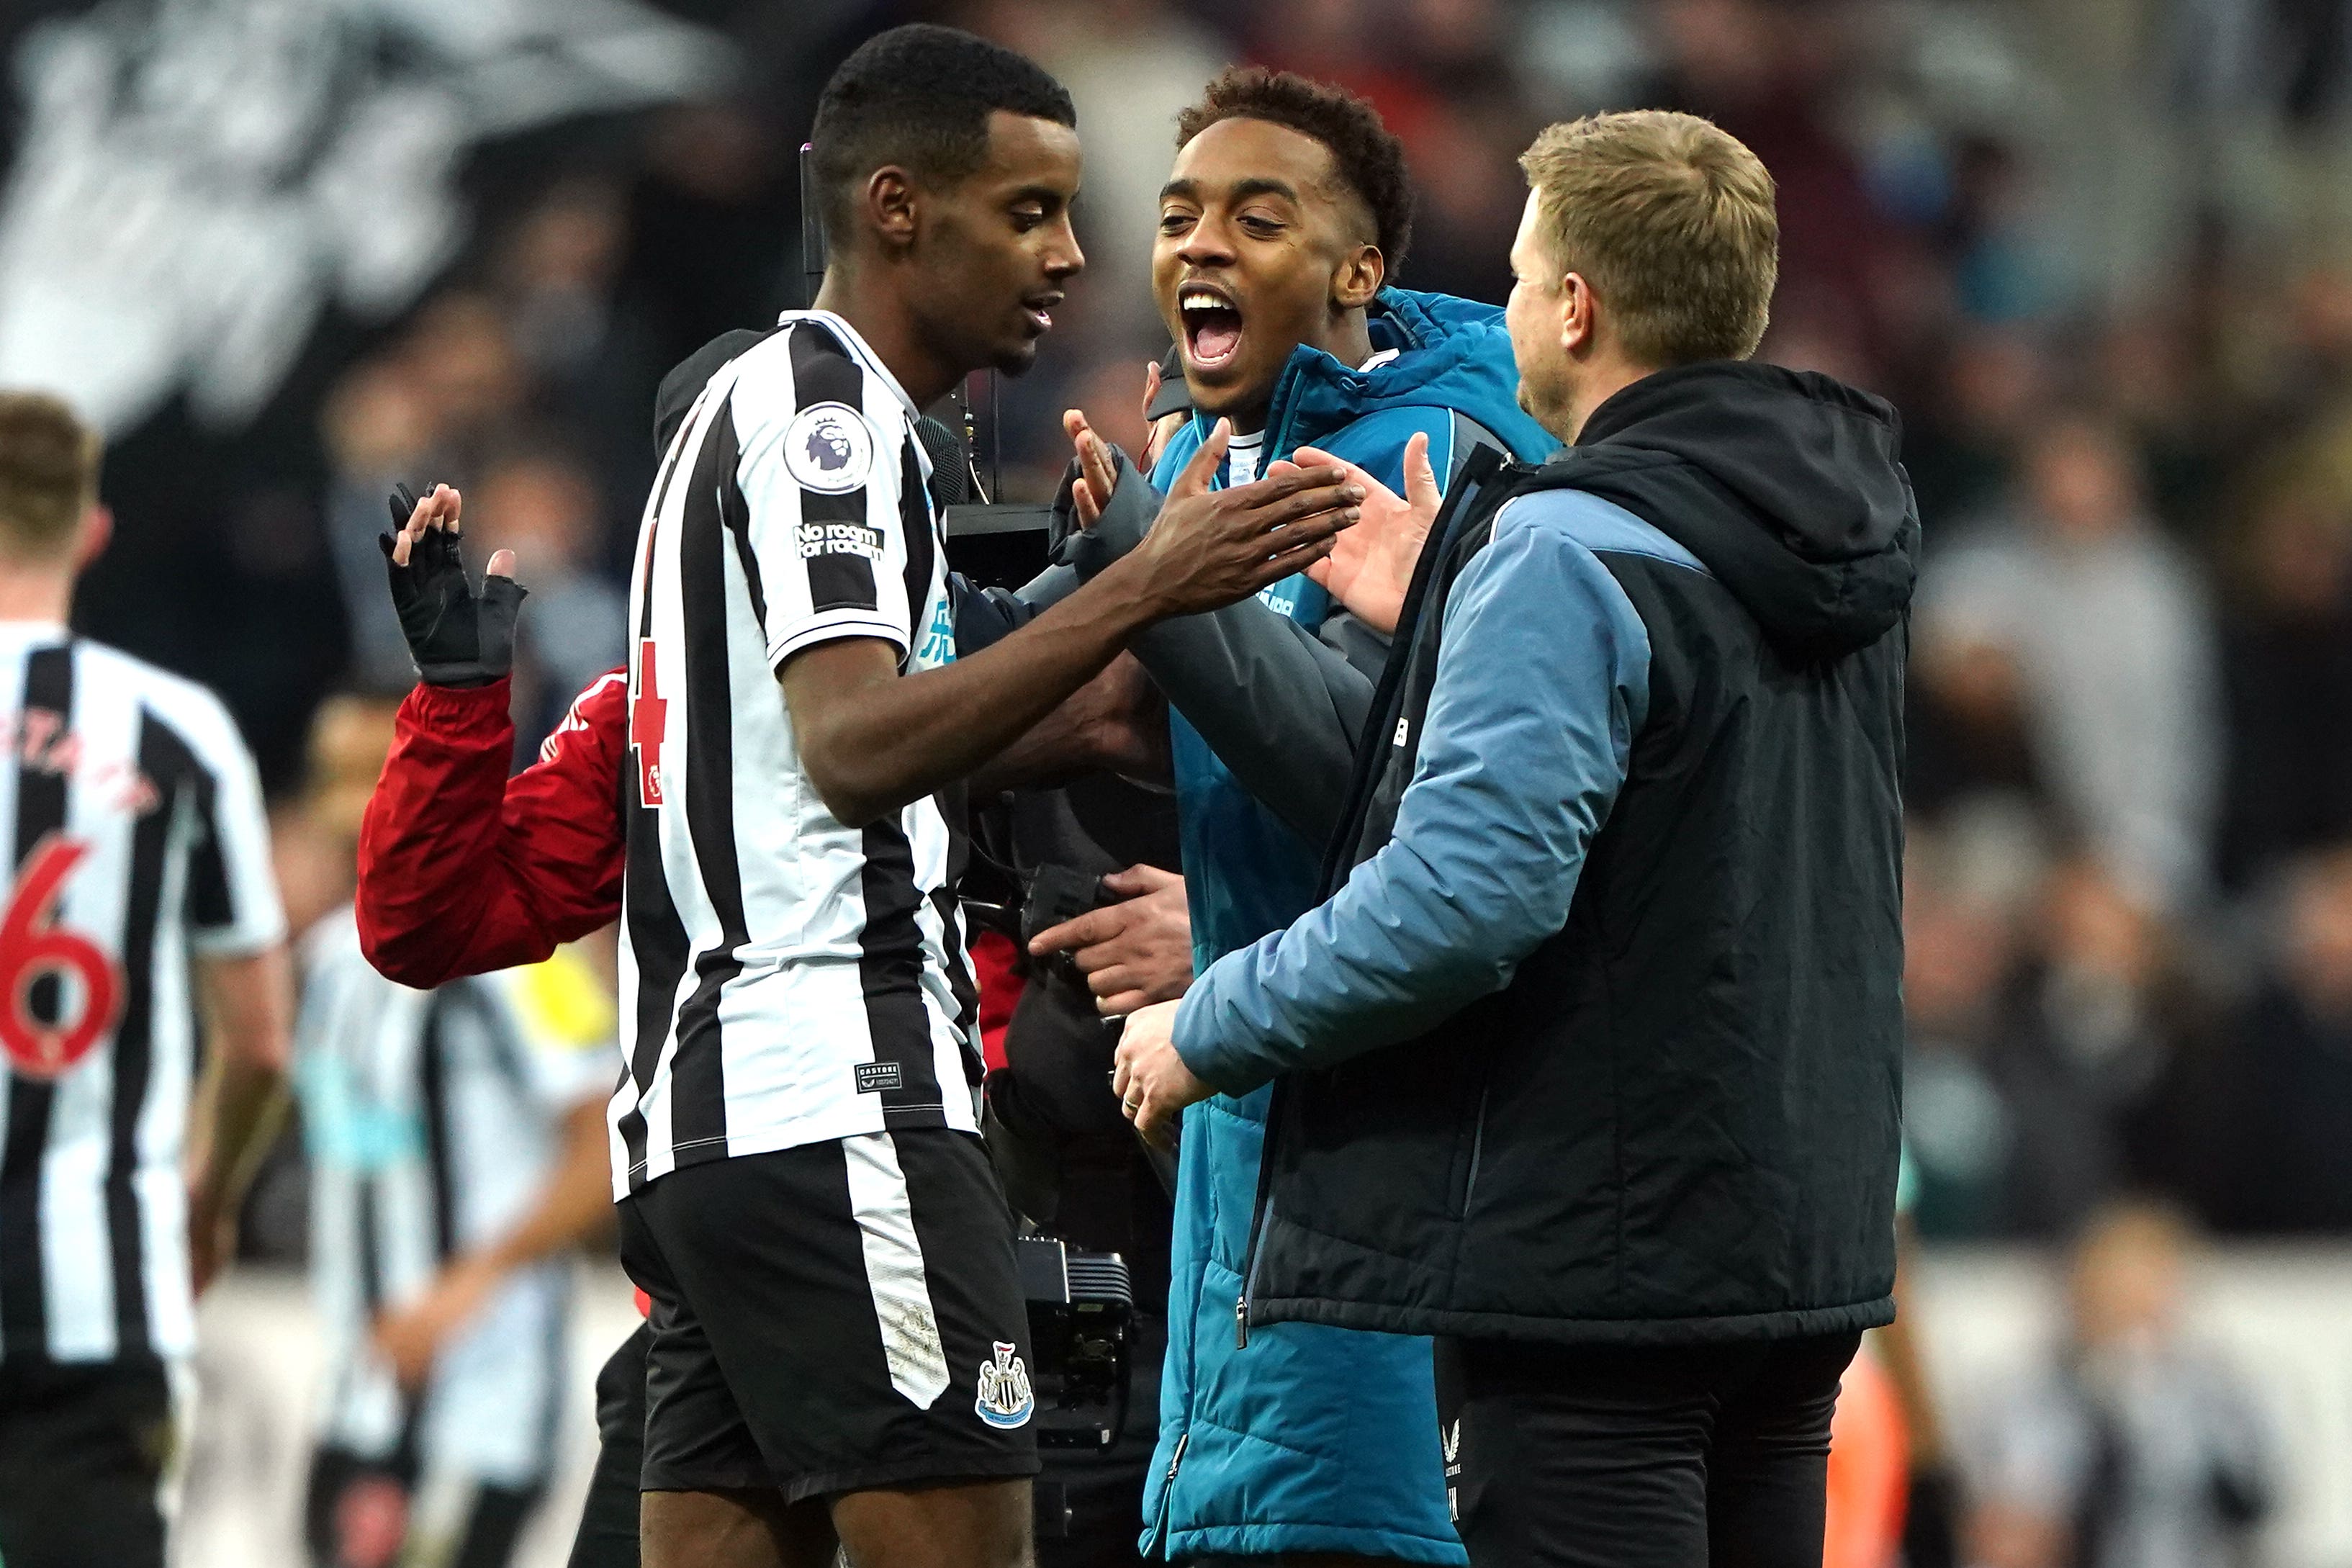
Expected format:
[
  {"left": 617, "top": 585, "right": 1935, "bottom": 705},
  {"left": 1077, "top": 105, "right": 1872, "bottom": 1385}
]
[{"left": 1141, "top": 289, "right": 1556, "bottom": 1563}]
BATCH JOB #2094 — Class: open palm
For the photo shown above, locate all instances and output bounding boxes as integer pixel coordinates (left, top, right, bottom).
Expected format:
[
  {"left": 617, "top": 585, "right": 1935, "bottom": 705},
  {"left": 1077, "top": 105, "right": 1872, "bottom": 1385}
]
[{"left": 1277, "top": 431, "right": 1439, "bottom": 636}]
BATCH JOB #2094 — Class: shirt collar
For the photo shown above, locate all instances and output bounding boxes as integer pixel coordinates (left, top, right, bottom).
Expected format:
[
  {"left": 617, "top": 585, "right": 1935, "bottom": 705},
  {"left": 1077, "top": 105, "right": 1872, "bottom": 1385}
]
[{"left": 776, "top": 308, "right": 922, "bottom": 421}]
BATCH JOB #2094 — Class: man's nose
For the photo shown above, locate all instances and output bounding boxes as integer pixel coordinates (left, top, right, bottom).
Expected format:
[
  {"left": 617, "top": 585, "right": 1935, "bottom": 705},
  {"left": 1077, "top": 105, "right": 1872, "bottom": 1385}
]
[
  {"left": 1048, "top": 218, "right": 1085, "bottom": 279},
  {"left": 1177, "top": 217, "right": 1236, "bottom": 268}
]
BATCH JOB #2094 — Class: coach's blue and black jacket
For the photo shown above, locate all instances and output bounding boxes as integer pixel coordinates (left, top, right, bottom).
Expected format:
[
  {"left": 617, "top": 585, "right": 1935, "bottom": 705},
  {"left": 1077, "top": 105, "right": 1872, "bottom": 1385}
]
[
  {"left": 1063, "top": 287, "right": 1554, "bottom": 1564},
  {"left": 1179, "top": 363, "right": 1913, "bottom": 1354}
]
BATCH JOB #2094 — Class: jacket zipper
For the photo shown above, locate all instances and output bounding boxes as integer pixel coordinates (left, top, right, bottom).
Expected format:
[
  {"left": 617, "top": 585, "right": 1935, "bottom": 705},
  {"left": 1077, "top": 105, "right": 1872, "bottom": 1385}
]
[
  {"left": 1234, "top": 1079, "right": 1289, "bottom": 1349},
  {"left": 1233, "top": 450, "right": 1519, "bottom": 1351},
  {"left": 1143, "top": 1429, "right": 1186, "bottom": 1559}
]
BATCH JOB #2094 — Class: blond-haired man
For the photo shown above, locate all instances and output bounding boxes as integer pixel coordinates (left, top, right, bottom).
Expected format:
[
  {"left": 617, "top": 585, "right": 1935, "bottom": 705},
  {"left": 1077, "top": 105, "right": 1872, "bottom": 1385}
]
[
  {"left": 1115, "top": 111, "right": 1916, "bottom": 1565},
  {"left": 0, "top": 392, "right": 292, "bottom": 1568}
]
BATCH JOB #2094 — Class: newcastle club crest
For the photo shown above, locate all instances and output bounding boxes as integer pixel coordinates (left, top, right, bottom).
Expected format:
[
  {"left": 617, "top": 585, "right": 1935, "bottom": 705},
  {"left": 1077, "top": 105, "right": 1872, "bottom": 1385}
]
[{"left": 974, "top": 1341, "right": 1033, "bottom": 1430}]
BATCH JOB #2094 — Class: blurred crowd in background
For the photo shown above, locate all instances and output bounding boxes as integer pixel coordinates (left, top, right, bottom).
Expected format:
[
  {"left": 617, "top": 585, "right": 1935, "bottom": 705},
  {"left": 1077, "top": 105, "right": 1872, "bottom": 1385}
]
[
  {"left": 219, "top": 0, "right": 2352, "bottom": 1253},
  {"left": 15, "top": 0, "right": 2352, "bottom": 1561}
]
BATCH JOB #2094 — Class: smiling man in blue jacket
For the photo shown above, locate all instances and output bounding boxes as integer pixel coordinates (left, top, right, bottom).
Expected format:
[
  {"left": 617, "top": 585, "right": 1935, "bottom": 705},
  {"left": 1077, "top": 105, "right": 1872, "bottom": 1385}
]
[
  {"left": 1043, "top": 68, "right": 1554, "bottom": 1567},
  {"left": 1115, "top": 111, "right": 1912, "bottom": 1568}
]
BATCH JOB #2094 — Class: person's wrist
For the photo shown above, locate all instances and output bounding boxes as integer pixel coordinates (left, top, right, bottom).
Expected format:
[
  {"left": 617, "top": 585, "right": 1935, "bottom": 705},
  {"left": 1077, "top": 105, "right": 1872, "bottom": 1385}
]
[
  {"left": 1093, "top": 549, "right": 1180, "bottom": 628},
  {"left": 1169, "top": 989, "right": 1248, "bottom": 1096}
]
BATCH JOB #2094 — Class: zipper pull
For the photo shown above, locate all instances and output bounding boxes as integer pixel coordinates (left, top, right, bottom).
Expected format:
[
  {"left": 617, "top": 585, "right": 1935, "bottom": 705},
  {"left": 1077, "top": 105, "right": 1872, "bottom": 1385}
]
[
  {"left": 1166, "top": 1430, "right": 1189, "bottom": 1480},
  {"left": 1235, "top": 1293, "right": 1250, "bottom": 1349}
]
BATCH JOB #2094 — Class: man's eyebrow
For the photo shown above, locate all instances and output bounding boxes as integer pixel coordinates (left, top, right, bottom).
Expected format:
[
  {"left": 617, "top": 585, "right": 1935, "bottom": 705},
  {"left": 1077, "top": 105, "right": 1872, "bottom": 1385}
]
[
  {"left": 1158, "top": 178, "right": 1201, "bottom": 204},
  {"left": 1227, "top": 177, "right": 1302, "bottom": 207},
  {"left": 1006, "top": 183, "right": 1068, "bottom": 208}
]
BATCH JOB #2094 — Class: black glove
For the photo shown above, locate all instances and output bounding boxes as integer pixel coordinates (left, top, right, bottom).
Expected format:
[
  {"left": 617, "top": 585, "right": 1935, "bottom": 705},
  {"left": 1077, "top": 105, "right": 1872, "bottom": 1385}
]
[{"left": 379, "top": 483, "right": 526, "bottom": 688}]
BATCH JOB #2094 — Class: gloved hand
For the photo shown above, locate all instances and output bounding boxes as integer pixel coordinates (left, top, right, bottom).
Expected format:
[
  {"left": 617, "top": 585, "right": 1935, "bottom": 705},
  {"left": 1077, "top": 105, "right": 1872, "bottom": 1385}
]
[{"left": 378, "top": 482, "right": 526, "bottom": 688}]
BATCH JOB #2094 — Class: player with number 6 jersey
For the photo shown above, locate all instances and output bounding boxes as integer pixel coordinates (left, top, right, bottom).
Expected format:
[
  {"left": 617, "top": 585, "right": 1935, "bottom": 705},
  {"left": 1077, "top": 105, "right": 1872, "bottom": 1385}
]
[{"left": 0, "top": 392, "right": 293, "bottom": 1568}]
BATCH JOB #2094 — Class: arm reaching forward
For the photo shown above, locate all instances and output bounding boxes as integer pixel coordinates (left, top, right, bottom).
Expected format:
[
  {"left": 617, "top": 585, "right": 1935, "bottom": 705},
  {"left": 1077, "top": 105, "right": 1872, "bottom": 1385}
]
[{"left": 781, "top": 423, "right": 1360, "bottom": 829}]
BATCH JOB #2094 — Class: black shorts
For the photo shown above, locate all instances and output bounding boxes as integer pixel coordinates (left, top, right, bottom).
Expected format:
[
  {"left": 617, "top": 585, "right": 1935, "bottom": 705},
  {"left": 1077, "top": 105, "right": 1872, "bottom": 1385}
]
[
  {"left": 618, "top": 1129, "right": 1040, "bottom": 1505},
  {"left": 0, "top": 1357, "right": 174, "bottom": 1568}
]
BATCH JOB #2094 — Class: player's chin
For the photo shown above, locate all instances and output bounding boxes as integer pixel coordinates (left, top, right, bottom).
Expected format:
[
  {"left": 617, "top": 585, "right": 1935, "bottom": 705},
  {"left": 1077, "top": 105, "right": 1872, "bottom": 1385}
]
[{"left": 988, "top": 337, "right": 1045, "bottom": 378}]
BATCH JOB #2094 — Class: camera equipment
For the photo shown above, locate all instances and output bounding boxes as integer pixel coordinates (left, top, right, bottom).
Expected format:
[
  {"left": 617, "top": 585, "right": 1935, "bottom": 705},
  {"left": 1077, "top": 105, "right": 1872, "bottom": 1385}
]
[
  {"left": 1018, "top": 1235, "right": 1135, "bottom": 1449},
  {"left": 1019, "top": 865, "right": 1112, "bottom": 988}
]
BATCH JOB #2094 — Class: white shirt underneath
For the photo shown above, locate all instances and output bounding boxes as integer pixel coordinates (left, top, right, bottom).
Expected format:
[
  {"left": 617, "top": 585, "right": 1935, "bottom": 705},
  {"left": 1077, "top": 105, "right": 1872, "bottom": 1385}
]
[
  {"left": 1225, "top": 428, "right": 1265, "bottom": 486},
  {"left": 1224, "top": 348, "right": 1394, "bottom": 485}
]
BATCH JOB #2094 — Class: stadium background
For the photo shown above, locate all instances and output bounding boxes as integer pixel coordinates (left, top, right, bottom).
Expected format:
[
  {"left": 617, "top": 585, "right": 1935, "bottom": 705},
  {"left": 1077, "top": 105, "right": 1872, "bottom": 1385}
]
[{"left": 3, "top": 0, "right": 2351, "bottom": 1562}]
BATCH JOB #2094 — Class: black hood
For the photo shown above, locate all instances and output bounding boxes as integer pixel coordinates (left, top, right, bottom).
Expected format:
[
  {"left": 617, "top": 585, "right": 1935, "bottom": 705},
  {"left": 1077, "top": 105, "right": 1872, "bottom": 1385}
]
[
  {"left": 1566, "top": 361, "right": 1918, "bottom": 659},
  {"left": 653, "top": 328, "right": 771, "bottom": 454}
]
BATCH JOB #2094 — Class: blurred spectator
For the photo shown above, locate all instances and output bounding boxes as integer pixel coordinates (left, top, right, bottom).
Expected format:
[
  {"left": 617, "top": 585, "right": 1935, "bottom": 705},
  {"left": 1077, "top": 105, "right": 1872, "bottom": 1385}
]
[
  {"left": 1397, "top": 96, "right": 1528, "bottom": 304},
  {"left": 401, "top": 292, "right": 531, "bottom": 456},
  {"left": 1906, "top": 829, "right": 2217, "bottom": 1243},
  {"left": 1903, "top": 821, "right": 2029, "bottom": 1238},
  {"left": 1639, "top": 0, "right": 1910, "bottom": 388},
  {"left": 2216, "top": 482, "right": 2352, "bottom": 886},
  {"left": 2094, "top": 315, "right": 2227, "bottom": 539},
  {"left": 494, "top": 178, "right": 667, "bottom": 559},
  {"left": 465, "top": 445, "right": 629, "bottom": 752},
  {"left": 1902, "top": 329, "right": 2054, "bottom": 532},
  {"left": 1904, "top": 631, "right": 2047, "bottom": 826},
  {"left": 1920, "top": 412, "right": 2224, "bottom": 910},
  {"left": 1981, "top": 857, "right": 2209, "bottom": 1240},
  {"left": 1969, "top": 1202, "right": 2273, "bottom": 1568},
  {"left": 2202, "top": 845, "right": 2352, "bottom": 1233},
  {"left": 320, "top": 357, "right": 444, "bottom": 693},
  {"left": 321, "top": 292, "right": 536, "bottom": 693}
]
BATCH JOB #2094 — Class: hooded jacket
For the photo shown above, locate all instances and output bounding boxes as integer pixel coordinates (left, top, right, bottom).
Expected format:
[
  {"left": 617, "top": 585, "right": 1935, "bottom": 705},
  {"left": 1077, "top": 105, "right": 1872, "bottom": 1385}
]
[
  {"left": 1174, "top": 361, "right": 1915, "bottom": 1346},
  {"left": 1140, "top": 287, "right": 1557, "bottom": 961},
  {"left": 1055, "top": 289, "right": 1550, "bottom": 1563}
]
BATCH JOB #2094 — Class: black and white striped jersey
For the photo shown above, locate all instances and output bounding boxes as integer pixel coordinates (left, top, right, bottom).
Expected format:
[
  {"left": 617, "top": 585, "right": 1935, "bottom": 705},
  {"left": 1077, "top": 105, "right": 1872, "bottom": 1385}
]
[
  {"left": 613, "top": 310, "right": 978, "bottom": 1195},
  {"left": 0, "top": 623, "right": 284, "bottom": 1365},
  {"left": 296, "top": 910, "right": 610, "bottom": 1480}
]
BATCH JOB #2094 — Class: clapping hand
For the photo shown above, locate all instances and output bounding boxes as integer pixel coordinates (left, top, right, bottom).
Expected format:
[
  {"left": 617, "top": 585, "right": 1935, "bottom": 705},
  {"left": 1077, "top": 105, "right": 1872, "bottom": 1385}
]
[{"left": 1276, "top": 431, "right": 1441, "bottom": 636}]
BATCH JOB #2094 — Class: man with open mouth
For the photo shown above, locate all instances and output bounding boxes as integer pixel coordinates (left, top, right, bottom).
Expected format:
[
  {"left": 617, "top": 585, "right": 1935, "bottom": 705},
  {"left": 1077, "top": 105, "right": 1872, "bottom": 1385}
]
[{"left": 1038, "top": 66, "right": 1556, "bottom": 1568}]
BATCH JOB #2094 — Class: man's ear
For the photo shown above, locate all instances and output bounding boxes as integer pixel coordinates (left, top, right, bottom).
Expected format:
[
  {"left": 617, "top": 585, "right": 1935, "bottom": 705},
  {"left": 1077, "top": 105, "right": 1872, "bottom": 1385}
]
[
  {"left": 1333, "top": 244, "right": 1384, "bottom": 312},
  {"left": 1559, "top": 272, "right": 1597, "bottom": 357},
  {"left": 864, "top": 166, "right": 920, "bottom": 251},
  {"left": 73, "top": 505, "right": 111, "bottom": 574}
]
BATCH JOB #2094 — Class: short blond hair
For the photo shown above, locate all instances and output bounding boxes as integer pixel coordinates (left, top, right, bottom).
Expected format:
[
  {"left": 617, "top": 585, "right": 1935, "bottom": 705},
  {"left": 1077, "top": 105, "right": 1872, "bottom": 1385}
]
[
  {"left": 1518, "top": 111, "right": 1778, "bottom": 366},
  {"left": 0, "top": 392, "right": 99, "bottom": 557}
]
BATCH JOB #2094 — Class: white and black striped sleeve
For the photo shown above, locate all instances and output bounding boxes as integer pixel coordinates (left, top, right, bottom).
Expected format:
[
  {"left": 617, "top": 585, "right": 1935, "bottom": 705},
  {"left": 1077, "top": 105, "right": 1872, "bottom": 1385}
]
[
  {"left": 733, "top": 326, "right": 917, "bottom": 670},
  {"left": 172, "top": 691, "right": 286, "bottom": 957}
]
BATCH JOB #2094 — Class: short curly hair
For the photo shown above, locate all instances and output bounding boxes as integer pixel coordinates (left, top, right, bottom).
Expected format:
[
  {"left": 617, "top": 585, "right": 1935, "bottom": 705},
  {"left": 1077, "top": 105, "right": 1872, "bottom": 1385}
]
[{"left": 1176, "top": 68, "right": 1413, "bottom": 275}]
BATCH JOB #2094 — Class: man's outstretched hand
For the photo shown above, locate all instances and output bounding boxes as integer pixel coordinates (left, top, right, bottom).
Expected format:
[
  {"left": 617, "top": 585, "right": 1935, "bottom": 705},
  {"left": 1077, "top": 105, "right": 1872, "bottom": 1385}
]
[
  {"left": 379, "top": 482, "right": 526, "bottom": 688},
  {"left": 1075, "top": 419, "right": 1360, "bottom": 619},
  {"left": 1278, "top": 431, "right": 1441, "bottom": 636}
]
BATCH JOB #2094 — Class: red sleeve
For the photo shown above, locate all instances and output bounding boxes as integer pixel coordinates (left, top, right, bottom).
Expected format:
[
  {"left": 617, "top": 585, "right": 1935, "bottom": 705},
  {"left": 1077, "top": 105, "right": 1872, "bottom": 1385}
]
[
  {"left": 968, "top": 928, "right": 1024, "bottom": 1073},
  {"left": 356, "top": 671, "right": 627, "bottom": 988}
]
